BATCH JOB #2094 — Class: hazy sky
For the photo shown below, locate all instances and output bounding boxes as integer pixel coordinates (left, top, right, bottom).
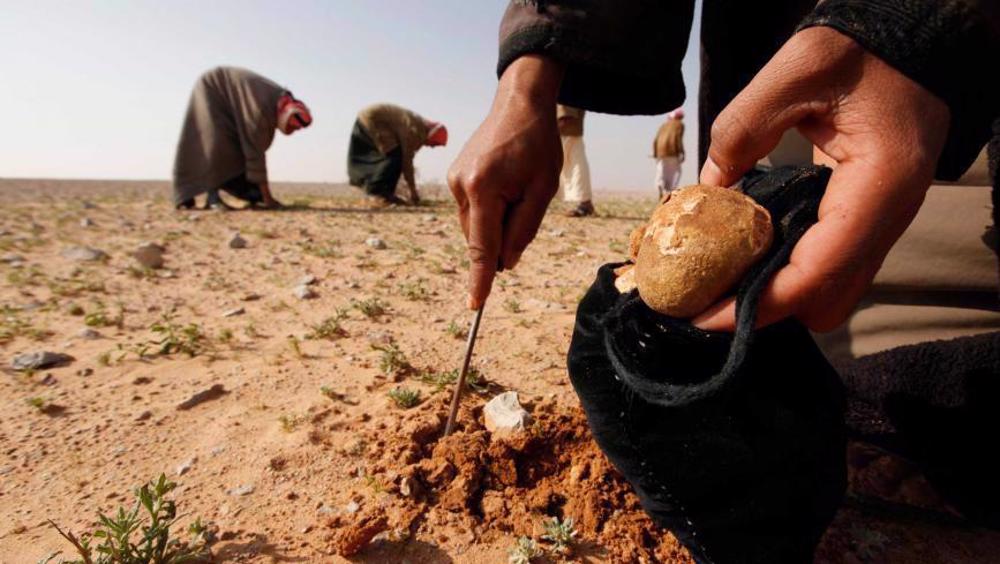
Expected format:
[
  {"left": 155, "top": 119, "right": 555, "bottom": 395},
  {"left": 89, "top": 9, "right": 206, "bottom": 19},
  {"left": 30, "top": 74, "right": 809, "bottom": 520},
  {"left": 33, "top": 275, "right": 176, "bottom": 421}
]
[{"left": 1, "top": 1, "right": 702, "bottom": 191}]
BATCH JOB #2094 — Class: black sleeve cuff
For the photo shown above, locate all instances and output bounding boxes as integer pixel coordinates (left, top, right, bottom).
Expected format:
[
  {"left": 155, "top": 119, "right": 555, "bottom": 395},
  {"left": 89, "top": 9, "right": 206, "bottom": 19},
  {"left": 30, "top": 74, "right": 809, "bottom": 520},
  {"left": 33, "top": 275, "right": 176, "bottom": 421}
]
[{"left": 799, "top": 0, "right": 1000, "bottom": 180}]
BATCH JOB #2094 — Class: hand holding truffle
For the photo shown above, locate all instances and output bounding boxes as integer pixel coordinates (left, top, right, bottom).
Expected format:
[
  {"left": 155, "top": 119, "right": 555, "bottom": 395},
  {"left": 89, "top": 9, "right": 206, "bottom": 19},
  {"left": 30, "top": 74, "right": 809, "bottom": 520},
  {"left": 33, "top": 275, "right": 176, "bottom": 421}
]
[{"left": 696, "top": 27, "right": 949, "bottom": 332}]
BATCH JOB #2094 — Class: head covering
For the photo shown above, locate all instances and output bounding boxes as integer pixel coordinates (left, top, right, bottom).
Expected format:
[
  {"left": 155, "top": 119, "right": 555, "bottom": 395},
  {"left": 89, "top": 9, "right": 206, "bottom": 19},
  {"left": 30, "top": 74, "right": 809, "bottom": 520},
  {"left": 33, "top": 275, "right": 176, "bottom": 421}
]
[
  {"left": 277, "top": 93, "right": 312, "bottom": 133},
  {"left": 669, "top": 108, "right": 685, "bottom": 120},
  {"left": 425, "top": 121, "right": 448, "bottom": 147}
]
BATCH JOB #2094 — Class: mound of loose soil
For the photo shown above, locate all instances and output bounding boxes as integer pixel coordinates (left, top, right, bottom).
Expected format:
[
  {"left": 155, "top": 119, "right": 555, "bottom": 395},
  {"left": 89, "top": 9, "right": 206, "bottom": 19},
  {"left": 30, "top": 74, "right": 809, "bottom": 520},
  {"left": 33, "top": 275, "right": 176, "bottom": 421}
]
[{"left": 325, "top": 395, "right": 694, "bottom": 562}]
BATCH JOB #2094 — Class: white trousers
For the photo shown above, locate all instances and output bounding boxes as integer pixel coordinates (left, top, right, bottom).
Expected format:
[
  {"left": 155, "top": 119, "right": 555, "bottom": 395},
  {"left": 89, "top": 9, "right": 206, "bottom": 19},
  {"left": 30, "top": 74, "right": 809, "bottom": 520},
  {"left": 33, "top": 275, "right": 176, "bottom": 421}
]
[
  {"left": 655, "top": 156, "right": 682, "bottom": 198},
  {"left": 560, "top": 135, "right": 592, "bottom": 203}
]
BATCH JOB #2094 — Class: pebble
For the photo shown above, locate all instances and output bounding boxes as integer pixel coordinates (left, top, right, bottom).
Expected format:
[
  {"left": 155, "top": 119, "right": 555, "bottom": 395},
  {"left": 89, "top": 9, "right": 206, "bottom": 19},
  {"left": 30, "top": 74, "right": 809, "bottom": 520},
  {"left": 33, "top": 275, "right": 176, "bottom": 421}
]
[
  {"left": 0, "top": 253, "right": 24, "bottom": 264},
  {"left": 293, "top": 284, "right": 317, "bottom": 300},
  {"left": 344, "top": 501, "right": 361, "bottom": 514},
  {"left": 175, "top": 384, "right": 228, "bottom": 410},
  {"left": 132, "top": 242, "right": 165, "bottom": 269},
  {"left": 228, "top": 484, "right": 255, "bottom": 496},
  {"left": 61, "top": 246, "right": 108, "bottom": 262},
  {"left": 242, "top": 293, "right": 261, "bottom": 301},
  {"left": 10, "top": 351, "right": 74, "bottom": 371},
  {"left": 176, "top": 457, "right": 197, "bottom": 476},
  {"left": 135, "top": 410, "right": 153, "bottom": 422},
  {"left": 80, "top": 217, "right": 94, "bottom": 228},
  {"left": 365, "top": 237, "right": 386, "bottom": 250},
  {"left": 298, "top": 274, "right": 318, "bottom": 286},
  {"left": 76, "top": 367, "right": 94, "bottom": 377},
  {"left": 228, "top": 232, "right": 247, "bottom": 249},
  {"left": 76, "top": 328, "right": 101, "bottom": 340},
  {"left": 483, "top": 391, "right": 532, "bottom": 434},
  {"left": 222, "top": 307, "right": 245, "bottom": 318}
]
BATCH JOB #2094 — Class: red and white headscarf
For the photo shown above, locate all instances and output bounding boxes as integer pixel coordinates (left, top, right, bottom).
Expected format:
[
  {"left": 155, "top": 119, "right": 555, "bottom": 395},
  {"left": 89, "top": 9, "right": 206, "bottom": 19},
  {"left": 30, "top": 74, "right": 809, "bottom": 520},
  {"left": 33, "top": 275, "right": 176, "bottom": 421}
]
[
  {"left": 425, "top": 121, "right": 448, "bottom": 146},
  {"left": 277, "top": 93, "right": 312, "bottom": 133}
]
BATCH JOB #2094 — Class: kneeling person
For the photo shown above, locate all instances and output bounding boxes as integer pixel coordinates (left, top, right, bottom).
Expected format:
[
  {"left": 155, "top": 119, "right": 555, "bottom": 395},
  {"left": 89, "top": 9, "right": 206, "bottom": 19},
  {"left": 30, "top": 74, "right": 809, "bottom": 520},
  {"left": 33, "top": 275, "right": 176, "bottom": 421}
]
[
  {"left": 173, "top": 66, "right": 312, "bottom": 210},
  {"left": 348, "top": 103, "right": 447, "bottom": 206}
]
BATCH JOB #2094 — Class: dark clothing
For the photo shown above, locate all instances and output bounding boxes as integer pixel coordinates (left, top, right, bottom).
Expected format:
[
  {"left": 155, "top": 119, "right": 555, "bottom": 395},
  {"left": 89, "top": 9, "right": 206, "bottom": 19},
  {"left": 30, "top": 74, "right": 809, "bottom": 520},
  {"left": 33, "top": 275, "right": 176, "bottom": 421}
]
[
  {"left": 568, "top": 167, "right": 846, "bottom": 564},
  {"left": 498, "top": 0, "right": 1000, "bottom": 181},
  {"left": 220, "top": 173, "right": 263, "bottom": 204},
  {"left": 347, "top": 120, "right": 404, "bottom": 198}
]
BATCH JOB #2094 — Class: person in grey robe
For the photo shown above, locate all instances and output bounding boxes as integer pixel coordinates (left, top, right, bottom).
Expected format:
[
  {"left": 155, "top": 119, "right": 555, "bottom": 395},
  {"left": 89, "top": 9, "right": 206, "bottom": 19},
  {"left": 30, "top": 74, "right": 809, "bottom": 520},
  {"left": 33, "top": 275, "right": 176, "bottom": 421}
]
[{"left": 172, "top": 66, "right": 312, "bottom": 210}]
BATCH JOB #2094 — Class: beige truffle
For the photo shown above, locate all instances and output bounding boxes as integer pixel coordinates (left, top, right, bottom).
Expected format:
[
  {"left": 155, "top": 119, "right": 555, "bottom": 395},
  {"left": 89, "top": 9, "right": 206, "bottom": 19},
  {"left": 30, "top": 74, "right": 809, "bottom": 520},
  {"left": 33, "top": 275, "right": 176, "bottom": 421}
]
[{"left": 630, "top": 184, "right": 772, "bottom": 317}]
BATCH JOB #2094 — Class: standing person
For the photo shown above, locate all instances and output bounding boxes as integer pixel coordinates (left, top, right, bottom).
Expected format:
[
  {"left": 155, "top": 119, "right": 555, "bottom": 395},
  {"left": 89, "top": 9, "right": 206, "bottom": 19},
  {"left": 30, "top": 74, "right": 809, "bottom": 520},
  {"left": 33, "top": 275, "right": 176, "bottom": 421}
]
[
  {"left": 173, "top": 66, "right": 312, "bottom": 211},
  {"left": 653, "top": 108, "right": 685, "bottom": 198},
  {"left": 348, "top": 103, "right": 447, "bottom": 206},
  {"left": 558, "top": 104, "right": 595, "bottom": 217}
]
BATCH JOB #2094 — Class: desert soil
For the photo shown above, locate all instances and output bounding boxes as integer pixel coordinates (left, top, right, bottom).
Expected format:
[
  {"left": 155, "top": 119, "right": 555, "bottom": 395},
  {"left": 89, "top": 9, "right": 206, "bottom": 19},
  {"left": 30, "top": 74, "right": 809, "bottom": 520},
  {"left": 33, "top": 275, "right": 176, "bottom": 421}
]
[{"left": 1, "top": 179, "right": 999, "bottom": 563}]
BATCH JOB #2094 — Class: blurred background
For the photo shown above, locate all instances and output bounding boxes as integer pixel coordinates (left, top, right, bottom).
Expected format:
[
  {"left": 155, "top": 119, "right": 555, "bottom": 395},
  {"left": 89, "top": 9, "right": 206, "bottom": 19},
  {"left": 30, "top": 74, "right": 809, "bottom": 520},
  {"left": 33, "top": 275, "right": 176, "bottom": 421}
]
[{"left": 0, "top": 0, "right": 702, "bottom": 192}]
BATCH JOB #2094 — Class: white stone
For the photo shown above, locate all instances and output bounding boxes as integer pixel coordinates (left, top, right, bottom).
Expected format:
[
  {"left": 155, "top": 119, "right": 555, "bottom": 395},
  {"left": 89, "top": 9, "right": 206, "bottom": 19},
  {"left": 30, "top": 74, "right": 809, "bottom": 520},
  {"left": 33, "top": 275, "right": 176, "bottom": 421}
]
[
  {"left": 293, "top": 285, "right": 317, "bottom": 300},
  {"left": 298, "top": 274, "right": 318, "bottom": 286},
  {"left": 483, "top": 391, "right": 531, "bottom": 434},
  {"left": 222, "top": 307, "right": 245, "bottom": 317},
  {"left": 365, "top": 237, "right": 386, "bottom": 250},
  {"left": 61, "top": 246, "right": 108, "bottom": 262}
]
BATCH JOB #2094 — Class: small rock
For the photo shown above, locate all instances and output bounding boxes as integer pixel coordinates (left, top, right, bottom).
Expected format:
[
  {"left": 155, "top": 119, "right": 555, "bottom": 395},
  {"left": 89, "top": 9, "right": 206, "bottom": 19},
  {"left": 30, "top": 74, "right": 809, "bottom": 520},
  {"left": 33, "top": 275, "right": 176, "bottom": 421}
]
[
  {"left": 318, "top": 503, "right": 336, "bottom": 515},
  {"left": 0, "top": 465, "right": 13, "bottom": 476},
  {"left": 300, "top": 524, "right": 314, "bottom": 534},
  {"left": 175, "top": 384, "right": 228, "bottom": 410},
  {"left": 132, "top": 243, "right": 165, "bottom": 269},
  {"left": 135, "top": 410, "right": 153, "bottom": 422},
  {"left": 365, "top": 237, "right": 386, "bottom": 250},
  {"left": 422, "top": 214, "right": 437, "bottom": 223},
  {"left": 242, "top": 293, "right": 261, "bottom": 301},
  {"left": 211, "top": 446, "right": 226, "bottom": 456},
  {"left": 0, "top": 253, "right": 24, "bottom": 264},
  {"left": 298, "top": 274, "right": 318, "bottom": 286},
  {"left": 80, "top": 217, "right": 94, "bottom": 228},
  {"left": 39, "top": 373, "right": 57, "bottom": 386},
  {"left": 293, "top": 284, "right": 317, "bottom": 300},
  {"left": 344, "top": 500, "right": 361, "bottom": 514},
  {"left": 222, "top": 307, "right": 245, "bottom": 318},
  {"left": 176, "top": 457, "right": 197, "bottom": 476},
  {"left": 548, "top": 228, "right": 565, "bottom": 238},
  {"left": 61, "top": 246, "right": 108, "bottom": 262},
  {"left": 229, "top": 484, "right": 254, "bottom": 496},
  {"left": 76, "top": 328, "right": 101, "bottom": 340},
  {"left": 483, "top": 391, "right": 532, "bottom": 434},
  {"left": 11, "top": 351, "right": 74, "bottom": 371},
  {"left": 228, "top": 232, "right": 247, "bottom": 249},
  {"left": 76, "top": 367, "right": 94, "bottom": 377}
]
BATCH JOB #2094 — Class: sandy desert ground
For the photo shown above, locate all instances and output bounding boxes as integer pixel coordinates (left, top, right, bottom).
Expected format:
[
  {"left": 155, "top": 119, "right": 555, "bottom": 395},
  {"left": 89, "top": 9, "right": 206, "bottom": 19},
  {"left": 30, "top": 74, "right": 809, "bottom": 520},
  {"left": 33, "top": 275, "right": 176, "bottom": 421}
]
[{"left": 2, "top": 179, "right": 1000, "bottom": 563}]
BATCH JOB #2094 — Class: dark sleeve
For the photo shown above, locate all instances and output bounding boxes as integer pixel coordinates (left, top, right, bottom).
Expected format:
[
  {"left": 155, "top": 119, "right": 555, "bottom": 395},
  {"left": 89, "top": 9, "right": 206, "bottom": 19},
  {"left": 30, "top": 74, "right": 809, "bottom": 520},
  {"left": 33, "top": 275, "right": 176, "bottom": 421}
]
[
  {"left": 498, "top": 1, "right": 695, "bottom": 116},
  {"left": 798, "top": 0, "right": 1000, "bottom": 181}
]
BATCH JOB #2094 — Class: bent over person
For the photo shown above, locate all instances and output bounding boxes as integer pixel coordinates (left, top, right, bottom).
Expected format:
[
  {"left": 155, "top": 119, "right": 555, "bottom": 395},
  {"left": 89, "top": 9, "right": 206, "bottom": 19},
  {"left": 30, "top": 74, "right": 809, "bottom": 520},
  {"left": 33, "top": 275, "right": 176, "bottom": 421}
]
[
  {"left": 348, "top": 103, "right": 447, "bottom": 206},
  {"left": 173, "top": 66, "right": 312, "bottom": 210}
]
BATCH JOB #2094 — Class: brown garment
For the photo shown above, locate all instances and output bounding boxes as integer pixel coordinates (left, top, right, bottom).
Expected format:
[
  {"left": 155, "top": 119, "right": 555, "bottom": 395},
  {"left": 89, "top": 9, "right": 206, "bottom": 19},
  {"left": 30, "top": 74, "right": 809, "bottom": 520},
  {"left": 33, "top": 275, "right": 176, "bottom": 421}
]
[
  {"left": 557, "top": 104, "right": 585, "bottom": 137},
  {"left": 356, "top": 104, "right": 430, "bottom": 189},
  {"left": 172, "top": 67, "right": 286, "bottom": 205},
  {"left": 653, "top": 119, "right": 684, "bottom": 158}
]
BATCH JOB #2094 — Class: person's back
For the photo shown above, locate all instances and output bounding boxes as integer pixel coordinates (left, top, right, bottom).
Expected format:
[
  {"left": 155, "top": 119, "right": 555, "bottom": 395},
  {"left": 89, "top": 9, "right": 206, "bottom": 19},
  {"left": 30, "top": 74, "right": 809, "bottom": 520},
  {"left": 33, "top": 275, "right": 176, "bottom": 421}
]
[{"left": 653, "top": 112, "right": 685, "bottom": 197}]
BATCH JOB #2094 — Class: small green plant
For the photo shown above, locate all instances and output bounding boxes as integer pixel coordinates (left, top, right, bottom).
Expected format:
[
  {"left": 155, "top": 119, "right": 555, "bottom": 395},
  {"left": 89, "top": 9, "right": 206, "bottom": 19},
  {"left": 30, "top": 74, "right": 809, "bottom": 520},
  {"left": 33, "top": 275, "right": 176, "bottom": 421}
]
[
  {"left": 97, "top": 351, "right": 113, "bottom": 366},
  {"left": 398, "top": 279, "right": 430, "bottom": 302},
  {"left": 352, "top": 296, "right": 388, "bottom": 319},
  {"left": 243, "top": 323, "right": 260, "bottom": 339},
  {"left": 299, "top": 240, "right": 341, "bottom": 259},
  {"left": 541, "top": 516, "right": 578, "bottom": 554},
  {"left": 84, "top": 301, "right": 124, "bottom": 329},
  {"left": 388, "top": 387, "right": 421, "bottom": 408},
  {"left": 372, "top": 343, "right": 411, "bottom": 377},
  {"left": 216, "top": 328, "right": 234, "bottom": 345},
  {"left": 445, "top": 320, "right": 468, "bottom": 339},
  {"left": 508, "top": 536, "right": 541, "bottom": 564},
  {"left": 287, "top": 335, "right": 305, "bottom": 359},
  {"left": 46, "top": 474, "right": 209, "bottom": 564},
  {"left": 503, "top": 298, "right": 522, "bottom": 314},
  {"left": 305, "top": 310, "right": 348, "bottom": 340},
  {"left": 279, "top": 414, "right": 303, "bottom": 432},
  {"left": 418, "top": 367, "right": 486, "bottom": 393},
  {"left": 148, "top": 312, "right": 207, "bottom": 357},
  {"left": 26, "top": 396, "right": 47, "bottom": 411}
]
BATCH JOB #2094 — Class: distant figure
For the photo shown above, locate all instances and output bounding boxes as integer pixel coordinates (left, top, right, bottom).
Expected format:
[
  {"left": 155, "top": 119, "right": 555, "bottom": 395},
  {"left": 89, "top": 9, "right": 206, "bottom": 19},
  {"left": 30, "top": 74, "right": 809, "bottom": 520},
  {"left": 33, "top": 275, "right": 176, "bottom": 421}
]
[
  {"left": 654, "top": 108, "right": 685, "bottom": 198},
  {"left": 173, "top": 66, "right": 312, "bottom": 211},
  {"left": 558, "top": 104, "right": 594, "bottom": 217},
  {"left": 348, "top": 103, "right": 447, "bottom": 206}
]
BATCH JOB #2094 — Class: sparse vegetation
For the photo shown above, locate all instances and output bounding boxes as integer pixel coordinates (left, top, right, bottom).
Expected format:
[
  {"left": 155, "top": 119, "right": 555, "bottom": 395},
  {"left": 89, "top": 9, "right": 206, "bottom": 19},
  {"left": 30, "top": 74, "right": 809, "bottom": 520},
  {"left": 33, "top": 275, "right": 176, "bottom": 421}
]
[
  {"left": 45, "top": 474, "right": 209, "bottom": 564},
  {"left": 418, "top": 367, "right": 486, "bottom": 393},
  {"left": 508, "top": 536, "right": 541, "bottom": 564},
  {"left": 299, "top": 240, "right": 341, "bottom": 258},
  {"left": 123, "top": 311, "right": 208, "bottom": 359},
  {"left": 398, "top": 279, "right": 430, "bottom": 301},
  {"left": 84, "top": 301, "right": 124, "bottom": 329},
  {"left": 279, "top": 414, "right": 303, "bottom": 432},
  {"left": 372, "top": 343, "right": 411, "bottom": 377},
  {"left": 541, "top": 516, "right": 578, "bottom": 554},
  {"left": 352, "top": 296, "right": 388, "bottom": 319},
  {"left": 305, "top": 309, "right": 348, "bottom": 340},
  {"left": 287, "top": 335, "right": 306, "bottom": 358},
  {"left": 216, "top": 328, "right": 234, "bottom": 345},
  {"left": 445, "top": 320, "right": 468, "bottom": 339},
  {"left": 503, "top": 298, "right": 522, "bottom": 314},
  {"left": 387, "top": 387, "right": 420, "bottom": 408}
]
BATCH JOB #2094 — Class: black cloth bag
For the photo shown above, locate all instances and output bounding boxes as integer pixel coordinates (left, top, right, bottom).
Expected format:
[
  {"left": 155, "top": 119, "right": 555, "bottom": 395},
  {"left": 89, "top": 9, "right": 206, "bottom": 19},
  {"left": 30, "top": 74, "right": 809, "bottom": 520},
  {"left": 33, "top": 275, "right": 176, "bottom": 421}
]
[
  {"left": 347, "top": 119, "right": 403, "bottom": 198},
  {"left": 567, "top": 166, "right": 846, "bottom": 564}
]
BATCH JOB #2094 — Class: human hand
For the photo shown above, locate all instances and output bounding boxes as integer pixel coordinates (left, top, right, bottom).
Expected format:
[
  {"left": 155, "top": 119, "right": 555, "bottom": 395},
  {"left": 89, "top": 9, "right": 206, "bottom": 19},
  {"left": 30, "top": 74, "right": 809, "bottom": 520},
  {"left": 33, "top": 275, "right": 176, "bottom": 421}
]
[
  {"left": 448, "top": 55, "right": 566, "bottom": 309},
  {"left": 694, "top": 27, "right": 949, "bottom": 332}
]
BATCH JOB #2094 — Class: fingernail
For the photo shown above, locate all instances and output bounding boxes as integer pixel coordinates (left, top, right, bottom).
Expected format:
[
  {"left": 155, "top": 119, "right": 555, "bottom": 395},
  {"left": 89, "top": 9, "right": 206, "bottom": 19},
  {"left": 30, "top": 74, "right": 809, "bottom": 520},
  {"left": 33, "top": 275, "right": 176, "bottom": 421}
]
[{"left": 700, "top": 157, "right": 723, "bottom": 185}]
